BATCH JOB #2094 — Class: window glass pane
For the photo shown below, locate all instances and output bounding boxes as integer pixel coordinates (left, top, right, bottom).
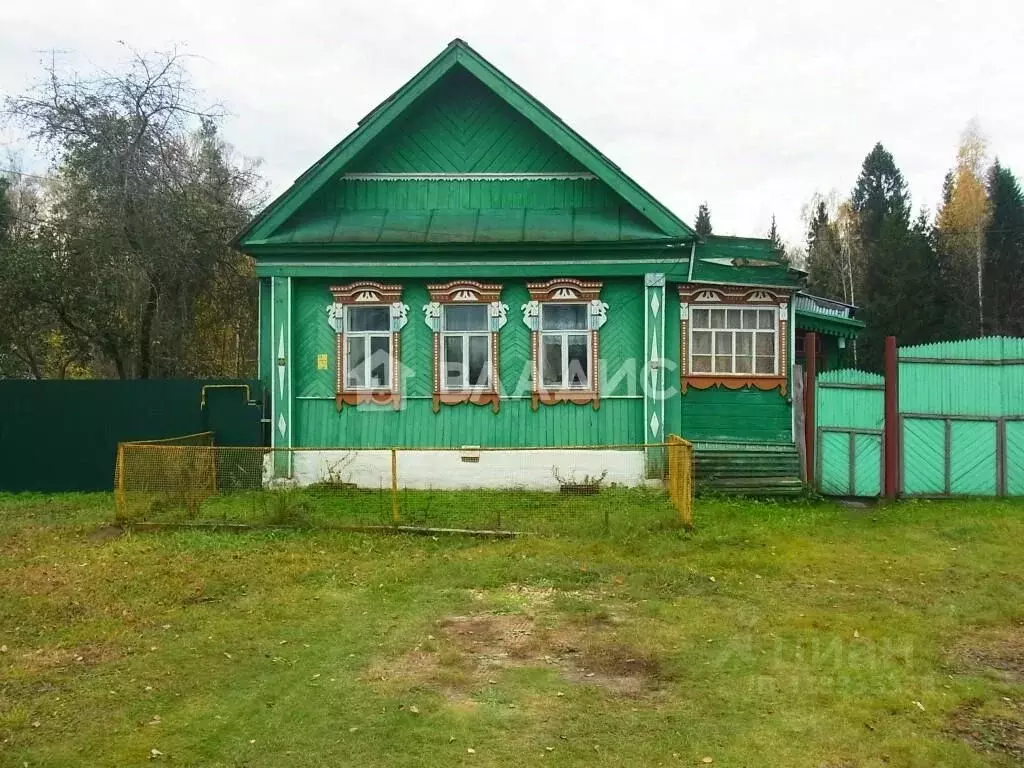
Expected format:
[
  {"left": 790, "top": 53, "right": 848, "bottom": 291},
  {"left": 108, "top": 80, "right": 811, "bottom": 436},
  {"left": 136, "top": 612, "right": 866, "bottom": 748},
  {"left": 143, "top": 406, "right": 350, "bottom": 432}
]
[
  {"left": 444, "top": 335, "right": 463, "bottom": 389},
  {"left": 541, "top": 335, "right": 563, "bottom": 387},
  {"left": 742, "top": 310, "right": 758, "bottom": 330},
  {"left": 348, "top": 306, "right": 390, "bottom": 332},
  {"left": 692, "top": 331, "right": 712, "bottom": 355},
  {"left": 726, "top": 309, "right": 742, "bottom": 329},
  {"left": 735, "top": 332, "right": 752, "bottom": 356},
  {"left": 541, "top": 303, "right": 587, "bottom": 331},
  {"left": 735, "top": 356, "right": 753, "bottom": 374},
  {"left": 709, "top": 309, "right": 726, "bottom": 329},
  {"left": 567, "top": 334, "right": 589, "bottom": 388},
  {"left": 443, "top": 304, "right": 488, "bottom": 332},
  {"left": 692, "top": 308, "right": 710, "bottom": 328},
  {"left": 346, "top": 336, "right": 365, "bottom": 388},
  {"left": 755, "top": 356, "right": 775, "bottom": 374},
  {"left": 692, "top": 355, "right": 712, "bottom": 373},
  {"left": 715, "top": 331, "right": 733, "bottom": 355},
  {"left": 468, "top": 335, "right": 490, "bottom": 387},
  {"left": 715, "top": 355, "right": 734, "bottom": 373},
  {"left": 756, "top": 332, "right": 775, "bottom": 356},
  {"left": 758, "top": 310, "right": 775, "bottom": 330},
  {"left": 369, "top": 336, "right": 390, "bottom": 387}
]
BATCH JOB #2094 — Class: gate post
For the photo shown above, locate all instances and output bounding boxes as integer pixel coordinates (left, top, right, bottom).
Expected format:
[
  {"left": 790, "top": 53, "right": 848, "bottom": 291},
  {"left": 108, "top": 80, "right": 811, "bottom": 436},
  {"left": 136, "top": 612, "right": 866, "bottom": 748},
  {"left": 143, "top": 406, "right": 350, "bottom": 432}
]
[
  {"left": 883, "top": 335, "right": 899, "bottom": 498},
  {"left": 804, "top": 332, "right": 817, "bottom": 490}
]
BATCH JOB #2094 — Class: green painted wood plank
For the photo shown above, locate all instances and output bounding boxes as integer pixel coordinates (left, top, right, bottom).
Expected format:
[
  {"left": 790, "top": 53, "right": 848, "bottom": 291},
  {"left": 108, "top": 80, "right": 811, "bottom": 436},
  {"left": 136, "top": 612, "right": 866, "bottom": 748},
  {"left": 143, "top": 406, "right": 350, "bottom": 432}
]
[
  {"left": 902, "top": 418, "right": 946, "bottom": 495},
  {"left": 949, "top": 421, "right": 997, "bottom": 495}
]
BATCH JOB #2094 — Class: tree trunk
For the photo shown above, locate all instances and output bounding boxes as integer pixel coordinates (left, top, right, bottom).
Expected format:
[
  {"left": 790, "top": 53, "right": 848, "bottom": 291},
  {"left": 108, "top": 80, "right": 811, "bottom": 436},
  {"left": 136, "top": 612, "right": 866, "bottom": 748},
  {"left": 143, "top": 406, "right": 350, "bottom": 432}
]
[{"left": 138, "top": 282, "right": 160, "bottom": 379}]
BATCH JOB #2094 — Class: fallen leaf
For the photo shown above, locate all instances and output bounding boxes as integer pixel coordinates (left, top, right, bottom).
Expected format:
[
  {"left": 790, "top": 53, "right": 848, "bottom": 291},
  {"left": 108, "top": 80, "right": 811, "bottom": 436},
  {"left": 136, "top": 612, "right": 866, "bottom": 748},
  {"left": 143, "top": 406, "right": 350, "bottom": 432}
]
[
  {"left": 409, "top": 705, "right": 420, "bottom": 715},
  {"left": 349, "top": 726, "right": 359, "bottom": 733},
  {"left": 0, "top": 645, "right": 7, "bottom": 653},
  {"left": 223, "top": 652, "right": 232, "bottom": 659},
  {"left": 701, "top": 758, "right": 714, "bottom": 765},
  {"left": 467, "top": 748, "right": 476, "bottom": 754},
  {"left": 913, "top": 700, "right": 925, "bottom": 711}
]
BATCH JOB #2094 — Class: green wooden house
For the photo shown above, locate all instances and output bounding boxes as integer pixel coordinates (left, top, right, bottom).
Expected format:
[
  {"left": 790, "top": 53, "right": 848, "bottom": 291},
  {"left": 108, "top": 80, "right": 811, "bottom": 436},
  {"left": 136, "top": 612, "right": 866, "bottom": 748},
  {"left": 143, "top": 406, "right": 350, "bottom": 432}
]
[{"left": 235, "top": 39, "right": 849, "bottom": 493}]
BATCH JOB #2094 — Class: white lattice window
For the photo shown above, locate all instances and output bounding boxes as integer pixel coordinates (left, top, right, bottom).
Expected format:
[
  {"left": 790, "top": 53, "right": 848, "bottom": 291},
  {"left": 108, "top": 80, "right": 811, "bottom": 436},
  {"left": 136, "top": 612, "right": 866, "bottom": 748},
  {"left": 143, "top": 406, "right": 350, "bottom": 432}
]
[{"left": 690, "top": 306, "right": 778, "bottom": 375}]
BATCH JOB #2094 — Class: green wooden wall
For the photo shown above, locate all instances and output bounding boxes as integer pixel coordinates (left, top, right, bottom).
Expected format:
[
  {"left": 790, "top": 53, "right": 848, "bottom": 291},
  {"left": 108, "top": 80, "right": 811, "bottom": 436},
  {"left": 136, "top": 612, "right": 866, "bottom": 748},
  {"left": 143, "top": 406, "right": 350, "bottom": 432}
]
[
  {"left": 349, "top": 68, "right": 585, "bottom": 174},
  {"left": 679, "top": 387, "right": 791, "bottom": 443},
  {"left": 289, "top": 277, "right": 645, "bottom": 448}
]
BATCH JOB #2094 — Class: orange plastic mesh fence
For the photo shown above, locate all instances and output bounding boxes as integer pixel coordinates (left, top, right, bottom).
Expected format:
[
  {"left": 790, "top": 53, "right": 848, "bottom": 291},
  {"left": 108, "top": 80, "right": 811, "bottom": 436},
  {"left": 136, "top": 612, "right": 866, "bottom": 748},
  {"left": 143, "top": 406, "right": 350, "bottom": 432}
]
[{"left": 114, "top": 436, "right": 694, "bottom": 534}]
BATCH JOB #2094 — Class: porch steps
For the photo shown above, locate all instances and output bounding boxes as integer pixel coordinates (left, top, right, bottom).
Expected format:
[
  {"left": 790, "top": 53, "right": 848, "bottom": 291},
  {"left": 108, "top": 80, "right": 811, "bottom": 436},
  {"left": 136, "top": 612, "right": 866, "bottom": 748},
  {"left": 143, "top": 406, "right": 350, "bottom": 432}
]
[{"left": 692, "top": 442, "right": 804, "bottom": 497}]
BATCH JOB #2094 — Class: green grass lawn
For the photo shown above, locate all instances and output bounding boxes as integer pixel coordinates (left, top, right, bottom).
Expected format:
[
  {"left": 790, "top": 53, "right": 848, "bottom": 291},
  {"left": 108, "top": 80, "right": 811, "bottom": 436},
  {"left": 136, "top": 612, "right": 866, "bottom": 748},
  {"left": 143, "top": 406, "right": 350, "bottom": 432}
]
[{"left": 2, "top": 493, "right": 1023, "bottom": 767}]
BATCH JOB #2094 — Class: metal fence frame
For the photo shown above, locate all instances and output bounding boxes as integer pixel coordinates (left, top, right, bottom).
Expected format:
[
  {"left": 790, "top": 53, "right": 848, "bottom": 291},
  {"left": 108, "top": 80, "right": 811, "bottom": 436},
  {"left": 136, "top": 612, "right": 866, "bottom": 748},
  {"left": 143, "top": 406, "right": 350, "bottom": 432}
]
[{"left": 114, "top": 435, "right": 694, "bottom": 534}]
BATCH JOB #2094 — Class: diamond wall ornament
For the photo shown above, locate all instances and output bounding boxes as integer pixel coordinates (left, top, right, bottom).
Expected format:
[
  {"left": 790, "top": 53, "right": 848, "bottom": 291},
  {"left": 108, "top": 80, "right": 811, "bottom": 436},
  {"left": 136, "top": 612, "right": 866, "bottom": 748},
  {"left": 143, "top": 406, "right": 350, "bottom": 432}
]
[
  {"left": 649, "top": 412, "right": 660, "bottom": 437},
  {"left": 650, "top": 293, "right": 661, "bottom": 317},
  {"left": 278, "top": 414, "right": 287, "bottom": 436}
]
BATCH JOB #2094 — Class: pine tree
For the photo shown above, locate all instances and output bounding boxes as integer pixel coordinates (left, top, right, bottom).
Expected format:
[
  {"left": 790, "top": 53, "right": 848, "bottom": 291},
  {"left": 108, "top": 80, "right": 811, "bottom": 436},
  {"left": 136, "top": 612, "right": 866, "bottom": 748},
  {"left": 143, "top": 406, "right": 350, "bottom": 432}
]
[
  {"left": 984, "top": 161, "right": 1024, "bottom": 335},
  {"left": 852, "top": 142, "right": 910, "bottom": 244},
  {"left": 767, "top": 214, "right": 787, "bottom": 262},
  {"left": 805, "top": 201, "right": 843, "bottom": 300},
  {"left": 694, "top": 202, "right": 712, "bottom": 237},
  {"left": 852, "top": 143, "right": 918, "bottom": 368}
]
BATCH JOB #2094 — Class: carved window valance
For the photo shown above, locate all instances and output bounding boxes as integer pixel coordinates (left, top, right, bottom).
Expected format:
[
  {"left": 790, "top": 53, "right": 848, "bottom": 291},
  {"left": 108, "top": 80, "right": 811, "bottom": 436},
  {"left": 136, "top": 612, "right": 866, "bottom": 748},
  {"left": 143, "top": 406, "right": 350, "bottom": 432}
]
[
  {"left": 327, "top": 281, "right": 408, "bottom": 410},
  {"left": 422, "top": 281, "right": 507, "bottom": 413},
  {"left": 521, "top": 279, "right": 607, "bottom": 410},
  {"left": 678, "top": 283, "right": 791, "bottom": 396}
]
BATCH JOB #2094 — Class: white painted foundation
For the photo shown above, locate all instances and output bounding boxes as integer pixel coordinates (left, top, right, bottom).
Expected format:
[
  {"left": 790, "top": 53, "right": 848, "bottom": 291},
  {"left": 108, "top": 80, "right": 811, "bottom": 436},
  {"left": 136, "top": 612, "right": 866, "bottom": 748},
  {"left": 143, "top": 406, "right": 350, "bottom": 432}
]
[{"left": 265, "top": 449, "right": 650, "bottom": 490}]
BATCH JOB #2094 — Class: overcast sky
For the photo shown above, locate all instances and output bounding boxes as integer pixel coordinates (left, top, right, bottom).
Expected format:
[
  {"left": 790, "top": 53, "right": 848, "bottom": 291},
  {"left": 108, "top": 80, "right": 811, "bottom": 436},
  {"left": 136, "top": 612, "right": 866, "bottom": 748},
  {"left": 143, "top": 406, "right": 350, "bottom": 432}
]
[{"left": 2, "top": 0, "right": 1022, "bottom": 247}]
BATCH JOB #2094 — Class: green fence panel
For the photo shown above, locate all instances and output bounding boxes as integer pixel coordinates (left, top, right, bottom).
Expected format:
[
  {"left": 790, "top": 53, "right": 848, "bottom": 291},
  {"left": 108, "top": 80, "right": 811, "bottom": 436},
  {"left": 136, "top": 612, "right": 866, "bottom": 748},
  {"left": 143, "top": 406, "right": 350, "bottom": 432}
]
[
  {"left": 1007, "top": 422, "right": 1024, "bottom": 496},
  {"left": 819, "top": 431, "right": 851, "bottom": 496},
  {"left": 853, "top": 434, "right": 882, "bottom": 497},
  {"left": 949, "top": 421, "right": 998, "bottom": 495},
  {"left": 0, "top": 379, "right": 264, "bottom": 493},
  {"left": 902, "top": 418, "right": 946, "bottom": 495}
]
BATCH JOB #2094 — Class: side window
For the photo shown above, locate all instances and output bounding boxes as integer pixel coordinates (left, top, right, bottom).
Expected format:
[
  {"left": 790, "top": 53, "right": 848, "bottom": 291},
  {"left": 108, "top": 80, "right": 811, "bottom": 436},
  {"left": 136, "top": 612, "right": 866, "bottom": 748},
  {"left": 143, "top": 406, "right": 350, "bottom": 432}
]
[{"left": 679, "top": 286, "right": 790, "bottom": 396}]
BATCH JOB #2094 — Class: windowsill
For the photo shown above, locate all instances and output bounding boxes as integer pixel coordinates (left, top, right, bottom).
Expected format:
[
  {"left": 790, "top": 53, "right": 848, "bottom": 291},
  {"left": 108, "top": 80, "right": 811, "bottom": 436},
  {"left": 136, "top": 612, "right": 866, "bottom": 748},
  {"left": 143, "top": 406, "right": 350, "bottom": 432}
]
[
  {"left": 532, "top": 388, "right": 600, "bottom": 410},
  {"left": 682, "top": 374, "right": 787, "bottom": 396},
  {"left": 336, "top": 390, "right": 400, "bottom": 410},
  {"left": 434, "top": 389, "right": 501, "bottom": 414}
]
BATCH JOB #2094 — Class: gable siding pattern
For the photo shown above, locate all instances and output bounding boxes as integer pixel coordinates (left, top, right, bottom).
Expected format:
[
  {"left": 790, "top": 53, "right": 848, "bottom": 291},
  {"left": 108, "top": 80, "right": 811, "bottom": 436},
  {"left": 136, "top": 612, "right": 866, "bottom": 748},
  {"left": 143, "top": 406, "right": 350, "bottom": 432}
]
[{"left": 349, "top": 69, "right": 585, "bottom": 175}]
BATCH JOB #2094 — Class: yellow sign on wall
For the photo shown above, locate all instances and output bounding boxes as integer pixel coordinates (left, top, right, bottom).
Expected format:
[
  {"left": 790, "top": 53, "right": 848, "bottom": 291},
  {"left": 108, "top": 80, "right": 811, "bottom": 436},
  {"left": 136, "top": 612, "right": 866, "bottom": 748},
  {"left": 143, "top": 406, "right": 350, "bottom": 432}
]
[{"left": 316, "top": 354, "right": 329, "bottom": 371}]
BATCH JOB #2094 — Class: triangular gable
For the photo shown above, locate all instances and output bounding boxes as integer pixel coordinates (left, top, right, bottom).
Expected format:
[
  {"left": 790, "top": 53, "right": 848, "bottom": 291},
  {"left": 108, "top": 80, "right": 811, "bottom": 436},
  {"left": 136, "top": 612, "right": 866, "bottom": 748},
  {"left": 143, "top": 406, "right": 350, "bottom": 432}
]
[
  {"left": 236, "top": 39, "right": 696, "bottom": 249},
  {"left": 348, "top": 68, "right": 586, "bottom": 174}
]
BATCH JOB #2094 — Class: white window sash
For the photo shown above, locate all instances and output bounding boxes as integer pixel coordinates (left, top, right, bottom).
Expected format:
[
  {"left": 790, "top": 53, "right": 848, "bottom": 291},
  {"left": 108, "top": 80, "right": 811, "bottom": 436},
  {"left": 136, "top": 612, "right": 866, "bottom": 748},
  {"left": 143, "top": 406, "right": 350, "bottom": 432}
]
[
  {"left": 540, "top": 330, "right": 591, "bottom": 390},
  {"left": 440, "top": 331, "right": 491, "bottom": 391},
  {"left": 344, "top": 332, "right": 392, "bottom": 390},
  {"left": 689, "top": 304, "right": 779, "bottom": 376}
]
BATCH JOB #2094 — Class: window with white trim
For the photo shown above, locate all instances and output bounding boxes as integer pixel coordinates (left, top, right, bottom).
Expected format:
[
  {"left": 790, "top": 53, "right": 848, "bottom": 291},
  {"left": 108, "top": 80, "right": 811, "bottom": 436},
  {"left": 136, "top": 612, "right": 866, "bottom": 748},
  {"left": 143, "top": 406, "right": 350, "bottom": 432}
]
[
  {"left": 345, "top": 306, "right": 392, "bottom": 389},
  {"left": 441, "top": 304, "right": 491, "bottom": 390},
  {"left": 540, "top": 303, "right": 590, "bottom": 389},
  {"left": 690, "top": 307, "right": 777, "bottom": 375}
]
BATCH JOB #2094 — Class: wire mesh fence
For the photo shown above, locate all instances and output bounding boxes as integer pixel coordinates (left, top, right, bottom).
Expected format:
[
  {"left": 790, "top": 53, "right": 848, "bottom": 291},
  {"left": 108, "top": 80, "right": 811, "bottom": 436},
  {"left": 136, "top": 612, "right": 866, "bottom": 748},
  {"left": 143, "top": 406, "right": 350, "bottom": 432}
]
[{"left": 114, "top": 437, "right": 694, "bottom": 535}]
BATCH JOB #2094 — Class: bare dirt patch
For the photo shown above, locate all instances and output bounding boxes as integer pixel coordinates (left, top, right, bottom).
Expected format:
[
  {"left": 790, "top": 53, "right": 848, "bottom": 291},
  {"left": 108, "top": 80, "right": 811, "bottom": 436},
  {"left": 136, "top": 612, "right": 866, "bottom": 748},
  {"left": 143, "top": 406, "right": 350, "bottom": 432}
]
[
  {"left": 948, "top": 699, "right": 1024, "bottom": 763},
  {"left": 950, "top": 623, "right": 1024, "bottom": 683},
  {"left": 368, "top": 607, "right": 668, "bottom": 704}
]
